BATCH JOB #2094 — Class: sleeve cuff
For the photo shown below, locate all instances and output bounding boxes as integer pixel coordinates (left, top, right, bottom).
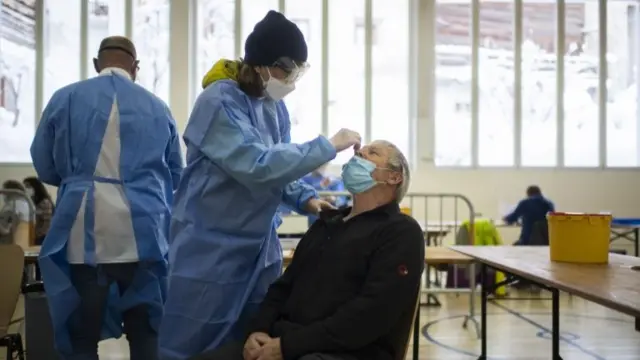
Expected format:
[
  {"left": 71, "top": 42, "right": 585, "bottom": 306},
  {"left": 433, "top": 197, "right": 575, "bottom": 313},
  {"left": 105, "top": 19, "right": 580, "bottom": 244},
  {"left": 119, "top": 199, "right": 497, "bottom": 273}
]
[
  {"left": 313, "top": 135, "right": 337, "bottom": 162},
  {"left": 295, "top": 189, "right": 317, "bottom": 215},
  {"left": 246, "top": 318, "right": 274, "bottom": 338}
]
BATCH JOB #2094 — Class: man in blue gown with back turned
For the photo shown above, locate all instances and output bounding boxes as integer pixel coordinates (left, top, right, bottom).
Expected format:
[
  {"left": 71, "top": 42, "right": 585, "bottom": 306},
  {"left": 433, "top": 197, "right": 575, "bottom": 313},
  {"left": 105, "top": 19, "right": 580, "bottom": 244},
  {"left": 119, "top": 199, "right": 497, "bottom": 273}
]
[{"left": 31, "top": 36, "right": 183, "bottom": 360}]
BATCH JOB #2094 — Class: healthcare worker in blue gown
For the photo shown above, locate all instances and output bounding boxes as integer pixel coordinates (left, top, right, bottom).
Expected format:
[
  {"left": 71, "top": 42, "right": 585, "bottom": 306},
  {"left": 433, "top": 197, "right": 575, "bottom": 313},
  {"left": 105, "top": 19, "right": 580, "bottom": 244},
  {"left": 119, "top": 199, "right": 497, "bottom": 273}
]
[
  {"left": 30, "top": 36, "right": 183, "bottom": 360},
  {"left": 158, "top": 11, "right": 362, "bottom": 360}
]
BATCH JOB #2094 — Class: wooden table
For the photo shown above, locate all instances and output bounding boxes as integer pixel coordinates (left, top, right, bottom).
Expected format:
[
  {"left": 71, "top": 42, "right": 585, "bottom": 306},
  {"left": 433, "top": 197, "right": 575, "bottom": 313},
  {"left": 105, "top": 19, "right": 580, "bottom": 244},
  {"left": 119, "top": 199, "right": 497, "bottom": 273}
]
[
  {"left": 282, "top": 249, "right": 295, "bottom": 267},
  {"left": 450, "top": 246, "right": 640, "bottom": 360},
  {"left": 425, "top": 246, "right": 472, "bottom": 263},
  {"left": 284, "top": 246, "right": 478, "bottom": 360},
  {"left": 416, "top": 247, "right": 479, "bottom": 360}
]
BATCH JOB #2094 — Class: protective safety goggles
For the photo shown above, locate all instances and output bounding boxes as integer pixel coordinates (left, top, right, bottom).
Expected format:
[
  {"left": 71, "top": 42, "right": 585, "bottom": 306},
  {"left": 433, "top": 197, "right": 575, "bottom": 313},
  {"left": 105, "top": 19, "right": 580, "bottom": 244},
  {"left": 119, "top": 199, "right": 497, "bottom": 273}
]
[{"left": 272, "top": 57, "right": 309, "bottom": 84}]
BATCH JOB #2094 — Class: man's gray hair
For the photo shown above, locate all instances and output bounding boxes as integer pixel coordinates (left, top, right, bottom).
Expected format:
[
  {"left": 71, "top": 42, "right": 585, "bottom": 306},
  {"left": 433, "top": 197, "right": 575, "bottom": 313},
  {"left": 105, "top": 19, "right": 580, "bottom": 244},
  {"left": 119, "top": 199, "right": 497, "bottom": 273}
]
[{"left": 379, "top": 140, "right": 410, "bottom": 202}]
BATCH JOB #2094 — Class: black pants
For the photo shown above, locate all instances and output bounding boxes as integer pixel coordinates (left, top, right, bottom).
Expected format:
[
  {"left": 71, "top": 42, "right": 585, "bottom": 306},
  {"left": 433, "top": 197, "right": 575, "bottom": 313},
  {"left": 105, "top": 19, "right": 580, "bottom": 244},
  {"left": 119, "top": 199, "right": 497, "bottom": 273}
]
[
  {"left": 66, "top": 263, "right": 157, "bottom": 360},
  {"left": 190, "top": 341, "right": 358, "bottom": 360}
]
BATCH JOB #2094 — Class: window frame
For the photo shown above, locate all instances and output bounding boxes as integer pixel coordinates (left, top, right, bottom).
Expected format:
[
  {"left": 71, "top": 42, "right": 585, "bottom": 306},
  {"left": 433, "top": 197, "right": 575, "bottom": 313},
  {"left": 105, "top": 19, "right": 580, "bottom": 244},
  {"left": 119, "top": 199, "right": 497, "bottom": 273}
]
[{"left": 17, "top": 0, "right": 639, "bottom": 170}]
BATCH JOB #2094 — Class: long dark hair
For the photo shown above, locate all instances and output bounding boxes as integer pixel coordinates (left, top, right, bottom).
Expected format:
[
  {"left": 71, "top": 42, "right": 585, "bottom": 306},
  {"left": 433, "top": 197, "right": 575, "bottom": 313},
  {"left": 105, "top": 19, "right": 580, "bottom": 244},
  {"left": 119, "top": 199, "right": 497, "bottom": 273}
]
[
  {"left": 23, "top": 177, "right": 53, "bottom": 207},
  {"left": 237, "top": 60, "right": 265, "bottom": 98},
  {"left": 2, "top": 180, "right": 25, "bottom": 192}
]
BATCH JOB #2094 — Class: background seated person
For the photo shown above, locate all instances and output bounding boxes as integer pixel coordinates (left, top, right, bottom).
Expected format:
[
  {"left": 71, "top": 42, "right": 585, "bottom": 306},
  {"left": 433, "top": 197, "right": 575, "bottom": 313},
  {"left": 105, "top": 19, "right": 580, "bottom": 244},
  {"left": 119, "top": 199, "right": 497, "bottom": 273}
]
[
  {"left": 301, "top": 163, "right": 350, "bottom": 226},
  {"left": 193, "top": 140, "right": 424, "bottom": 360},
  {"left": 503, "top": 185, "right": 555, "bottom": 246},
  {"left": 0, "top": 180, "right": 31, "bottom": 244},
  {"left": 23, "top": 177, "right": 55, "bottom": 245}
]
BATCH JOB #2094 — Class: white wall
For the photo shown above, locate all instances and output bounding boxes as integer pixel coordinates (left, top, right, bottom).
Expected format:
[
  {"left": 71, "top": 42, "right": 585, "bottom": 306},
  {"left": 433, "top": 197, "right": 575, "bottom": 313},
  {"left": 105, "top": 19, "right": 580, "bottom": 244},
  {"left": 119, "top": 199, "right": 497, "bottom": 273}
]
[{"left": 3, "top": 163, "right": 638, "bottom": 242}]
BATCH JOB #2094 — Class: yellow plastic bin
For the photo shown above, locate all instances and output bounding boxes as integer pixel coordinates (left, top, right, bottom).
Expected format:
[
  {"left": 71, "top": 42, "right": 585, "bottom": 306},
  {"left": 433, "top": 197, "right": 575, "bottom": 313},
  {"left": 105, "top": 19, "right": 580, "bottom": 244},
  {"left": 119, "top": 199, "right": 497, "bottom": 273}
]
[{"left": 547, "top": 212, "right": 612, "bottom": 264}]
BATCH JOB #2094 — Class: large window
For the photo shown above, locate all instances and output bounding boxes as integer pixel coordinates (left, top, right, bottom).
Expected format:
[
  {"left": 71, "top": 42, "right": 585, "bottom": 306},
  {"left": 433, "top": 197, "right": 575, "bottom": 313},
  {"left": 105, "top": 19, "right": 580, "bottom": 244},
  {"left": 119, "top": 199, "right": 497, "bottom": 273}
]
[
  {"left": 43, "top": 0, "right": 80, "bottom": 106},
  {"left": 521, "top": 1, "right": 558, "bottom": 167},
  {"left": 432, "top": 0, "right": 640, "bottom": 168},
  {"left": 285, "top": 0, "right": 323, "bottom": 144},
  {"left": 5, "top": 0, "right": 640, "bottom": 169},
  {"left": 0, "top": 0, "right": 36, "bottom": 163},
  {"left": 371, "top": 0, "right": 411, "bottom": 160},
  {"left": 194, "top": 0, "right": 235, "bottom": 100},
  {"left": 87, "top": 0, "right": 126, "bottom": 76},
  {"left": 478, "top": 2, "right": 515, "bottom": 166},
  {"left": 607, "top": 1, "right": 640, "bottom": 167},
  {"left": 563, "top": 2, "right": 599, "bottom": 167},
  {"left": 434, "top": 1, "right": 472, "bottom": 166},
  {"left": 133, "top": 0, "right": 170, "bottom": 103},
  {"left": 328, "top": 0, "right": 366, "bottom": 164}
]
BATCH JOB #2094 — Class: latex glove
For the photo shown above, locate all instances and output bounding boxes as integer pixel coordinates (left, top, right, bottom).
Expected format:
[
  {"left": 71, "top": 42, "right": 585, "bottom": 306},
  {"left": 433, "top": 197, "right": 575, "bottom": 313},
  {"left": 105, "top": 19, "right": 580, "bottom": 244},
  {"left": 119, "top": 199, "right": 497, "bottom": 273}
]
[
  {"left": 304, "top": 198, "right": 336, "bottom": 215},
  {"left": 321, "top": 195, "right": 337, "bottom": 204},
  {"left": 329, "top": 128, "right": 362, "bottom": 152},
  {"left": 243, "top": 332, "right": 271, "bottom": 360},
  {"left": 256, "top": 338, "right": 283, "bottom": 360}
]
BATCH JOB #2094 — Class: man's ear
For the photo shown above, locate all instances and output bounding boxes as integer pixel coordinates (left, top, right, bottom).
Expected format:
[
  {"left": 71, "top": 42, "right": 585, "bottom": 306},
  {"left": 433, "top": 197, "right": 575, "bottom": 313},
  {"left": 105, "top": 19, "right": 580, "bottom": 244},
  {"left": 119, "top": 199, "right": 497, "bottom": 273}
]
[
  {"left": 387, "top": 172, "right": 402, "bottom": 186},
  {"left": 93, "top": 58, "right": 100, "bottom": 74}
]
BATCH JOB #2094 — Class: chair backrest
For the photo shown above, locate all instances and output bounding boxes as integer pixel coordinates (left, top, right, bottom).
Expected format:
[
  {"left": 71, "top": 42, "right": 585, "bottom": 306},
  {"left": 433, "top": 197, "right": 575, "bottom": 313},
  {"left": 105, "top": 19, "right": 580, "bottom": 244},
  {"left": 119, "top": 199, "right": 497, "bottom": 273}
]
[
  {"left": 14, "top": 220, "right": 34, "bottom": 249},
  {"left": 530, "top": 220, "right": 549, "bottom": 246},
  {"left": 0, "top": 244, "right": 25, "bottom": 338},
  {"left": 455, "top": 225, "right": 471, "bottom": 245},
  {"left": 392, "top": 284, "right": 422, "bottom": 360}
]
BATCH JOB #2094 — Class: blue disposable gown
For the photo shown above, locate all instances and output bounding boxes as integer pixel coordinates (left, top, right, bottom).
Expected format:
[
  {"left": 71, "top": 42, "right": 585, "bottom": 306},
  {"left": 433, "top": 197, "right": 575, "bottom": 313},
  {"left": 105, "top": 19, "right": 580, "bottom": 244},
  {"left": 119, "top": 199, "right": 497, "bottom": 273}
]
[
  {"left": 30, "top": 69, "right": 183, "bottom": 357},
  {"left": 158, "top": 79, "right": 337, "bottom": 359}
]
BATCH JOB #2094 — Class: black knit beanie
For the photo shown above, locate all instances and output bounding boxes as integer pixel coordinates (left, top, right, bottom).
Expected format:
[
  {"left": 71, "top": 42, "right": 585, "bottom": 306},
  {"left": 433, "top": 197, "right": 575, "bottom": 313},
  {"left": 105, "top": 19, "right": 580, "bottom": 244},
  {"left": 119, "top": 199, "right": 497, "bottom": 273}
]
[{"left": 244, "top": 10, "right": 308, "bottom": 66}]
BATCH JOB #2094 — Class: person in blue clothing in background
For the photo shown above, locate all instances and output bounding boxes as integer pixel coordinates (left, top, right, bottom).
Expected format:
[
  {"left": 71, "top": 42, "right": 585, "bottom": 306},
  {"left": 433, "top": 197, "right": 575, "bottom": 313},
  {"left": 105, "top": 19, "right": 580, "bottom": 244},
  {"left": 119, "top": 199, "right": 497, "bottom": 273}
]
[
  {"left": 301, "top": 163, "right": 350, "bottom": 226},
  {"left": 158, "top": 11, "right": 362, "bottom": 360},
  {"left": 503, "top": 185, "right": 555, "bottom": 246},
  {"left": 30, "top": 36, "right": 183, "bottom": 360}
]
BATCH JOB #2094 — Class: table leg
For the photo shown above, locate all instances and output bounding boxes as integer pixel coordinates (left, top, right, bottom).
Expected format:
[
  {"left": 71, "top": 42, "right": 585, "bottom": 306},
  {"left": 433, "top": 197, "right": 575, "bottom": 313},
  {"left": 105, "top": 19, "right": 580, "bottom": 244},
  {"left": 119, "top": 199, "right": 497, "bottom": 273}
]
[
  {"left": 412, "top": 303, "right": 420, "bottom": 360},
  {"left": 635, "top": 317, "right": 639, "bottom": 332},
  {"left": 422, "top": 236, "right": 441, "bottom": 307},
  {"left": 478, "top": 263, "right": 487, "bottom": 360},
  {"left": 462, "top": 263, "right": 481, "bottom": 339},
  {"left": 469, "top": 264, "right": 475, "bottom": 319},
  {"left": 470, "top": 264, "right": 480, "bottom": 338},
  {"left": 424, "top": 264, "right": 441, "bottom": 307},
  {"left": 551, "top": 288, "right": 563, "bottom": 360}
]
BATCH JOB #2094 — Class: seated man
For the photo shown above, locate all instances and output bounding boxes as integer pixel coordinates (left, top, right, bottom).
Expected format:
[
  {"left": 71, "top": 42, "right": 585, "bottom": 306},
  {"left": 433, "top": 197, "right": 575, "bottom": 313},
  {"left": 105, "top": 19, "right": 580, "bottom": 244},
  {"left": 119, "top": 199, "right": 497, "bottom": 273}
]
[{"left": 194, "top": 140, "right": 424, "bottom": 360}]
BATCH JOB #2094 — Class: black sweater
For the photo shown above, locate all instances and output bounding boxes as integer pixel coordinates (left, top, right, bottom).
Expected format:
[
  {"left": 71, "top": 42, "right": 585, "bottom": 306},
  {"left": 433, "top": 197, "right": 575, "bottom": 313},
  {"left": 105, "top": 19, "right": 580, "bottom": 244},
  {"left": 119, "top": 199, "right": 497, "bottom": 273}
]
[{"left": 248, "top": 203, "right": 425, "bottom": 360}]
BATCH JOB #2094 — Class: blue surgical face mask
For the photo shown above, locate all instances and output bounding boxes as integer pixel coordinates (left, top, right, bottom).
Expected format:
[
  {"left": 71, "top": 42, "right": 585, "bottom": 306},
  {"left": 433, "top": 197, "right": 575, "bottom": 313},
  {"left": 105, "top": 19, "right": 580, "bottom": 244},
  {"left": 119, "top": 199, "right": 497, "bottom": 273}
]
[{"left": 341, "top": 156, "right": 384, "bottom": 194}]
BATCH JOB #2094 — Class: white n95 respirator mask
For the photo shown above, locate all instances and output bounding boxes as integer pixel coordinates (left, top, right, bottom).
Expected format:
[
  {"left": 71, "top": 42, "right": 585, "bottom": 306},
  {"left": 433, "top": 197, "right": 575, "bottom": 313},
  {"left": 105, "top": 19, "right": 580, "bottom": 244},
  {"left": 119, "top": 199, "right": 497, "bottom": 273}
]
[{"left": 264, "top": 76, "right": 295, "bottom": 101}]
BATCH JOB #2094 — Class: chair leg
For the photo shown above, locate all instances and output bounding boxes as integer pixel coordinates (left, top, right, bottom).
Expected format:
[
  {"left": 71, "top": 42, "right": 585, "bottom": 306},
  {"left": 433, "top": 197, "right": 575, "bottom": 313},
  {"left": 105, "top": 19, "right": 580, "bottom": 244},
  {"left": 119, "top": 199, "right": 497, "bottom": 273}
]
[
  {"left": 4, "top": 334, "right": 25, "bottom": 360},
  {"left": 15, "top": 334, "right": 25, "bottom": 360}
]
